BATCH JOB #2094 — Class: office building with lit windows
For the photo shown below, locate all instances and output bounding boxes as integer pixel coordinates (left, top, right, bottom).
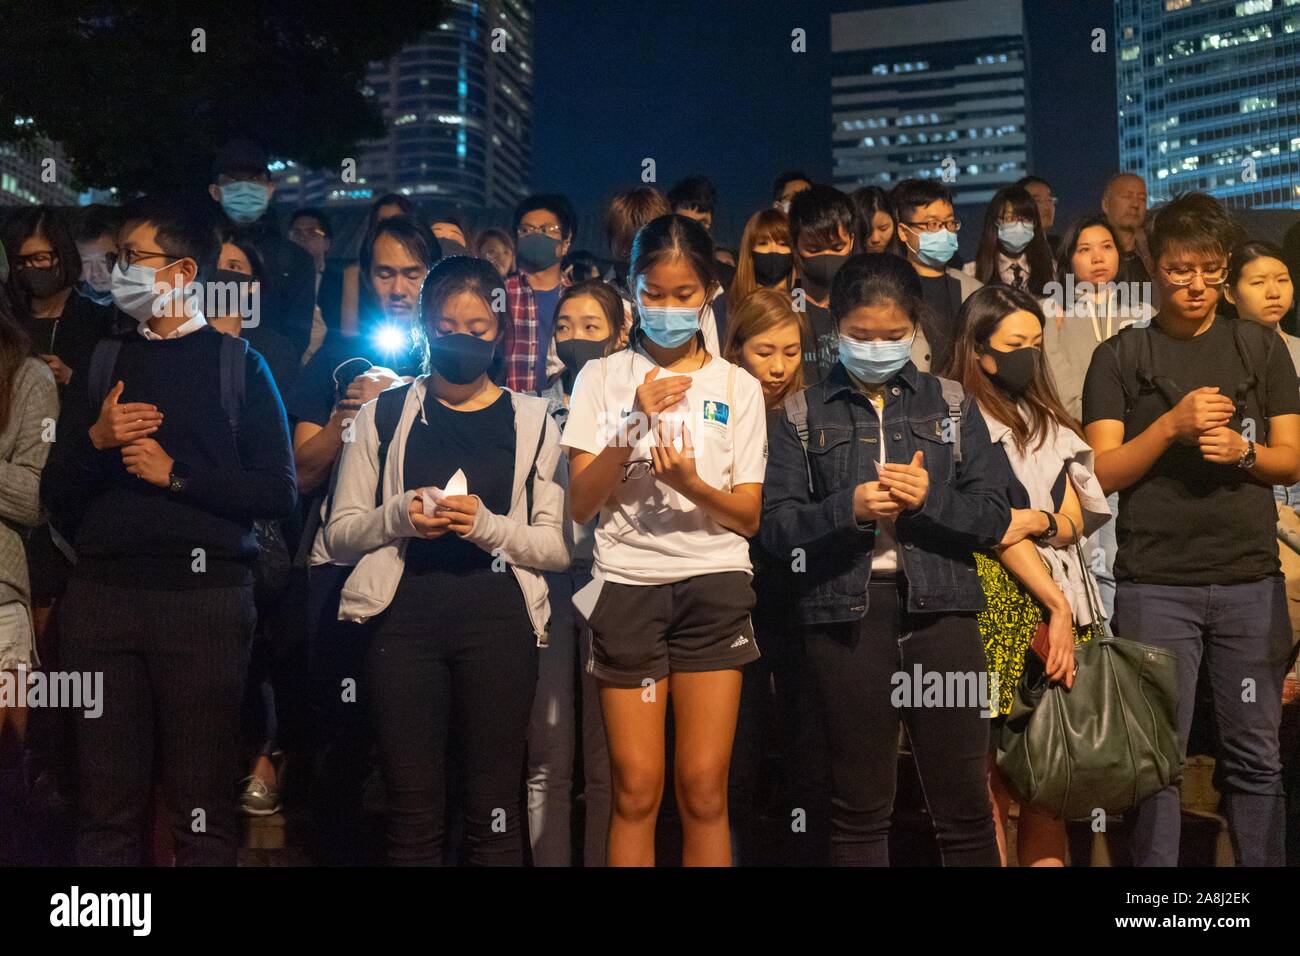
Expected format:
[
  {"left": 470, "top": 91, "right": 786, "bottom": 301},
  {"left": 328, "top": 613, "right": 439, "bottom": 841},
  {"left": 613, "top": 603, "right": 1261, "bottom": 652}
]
[
  {"left": 830, "top": 0, "right": 1029, "bottom": 207},
  {"left": 275, "top": 0, "right": 533, "bottom": 211},
  {"left": 1116, "top": 0, "right": 1300, "bottom": 208},
  {"left": 0, "top": 136, "right": 79, "bottom": 206}
]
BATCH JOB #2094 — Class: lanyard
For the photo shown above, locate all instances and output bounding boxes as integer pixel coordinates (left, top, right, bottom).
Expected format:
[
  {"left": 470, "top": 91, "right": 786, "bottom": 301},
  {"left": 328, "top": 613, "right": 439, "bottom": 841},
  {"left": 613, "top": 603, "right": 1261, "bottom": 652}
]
[{"left": 1088, "top": 293, "right": 1113, "bottom": 344}]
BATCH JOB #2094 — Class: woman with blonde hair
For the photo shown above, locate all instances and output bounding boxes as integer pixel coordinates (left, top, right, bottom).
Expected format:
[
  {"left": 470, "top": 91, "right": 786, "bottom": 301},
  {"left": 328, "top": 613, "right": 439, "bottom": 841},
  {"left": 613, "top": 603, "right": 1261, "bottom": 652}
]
[
  {"left": 721, "top": 287, "right": 828, "bottom": 864},
  {"left": 730, "top": 209, "right": 795, "bottom": 304}
]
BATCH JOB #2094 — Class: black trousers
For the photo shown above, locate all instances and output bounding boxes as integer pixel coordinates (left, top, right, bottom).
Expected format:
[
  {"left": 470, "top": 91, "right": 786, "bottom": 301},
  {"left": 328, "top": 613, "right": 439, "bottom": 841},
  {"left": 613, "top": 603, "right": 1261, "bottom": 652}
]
[
  {"left": 805, "top": 579, "right": 999, "bottom": 867},
  {"left": 365, "top": 568, "right": 538, "bottom": 866},
  {"left": 59, "top": 578, "right": 255, "bottom": 866}
]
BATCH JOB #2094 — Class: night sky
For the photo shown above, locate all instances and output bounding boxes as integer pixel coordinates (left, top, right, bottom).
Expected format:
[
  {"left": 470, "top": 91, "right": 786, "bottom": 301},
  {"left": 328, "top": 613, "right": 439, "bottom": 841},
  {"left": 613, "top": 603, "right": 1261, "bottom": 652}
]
[{"left": 532, "top": 0, "right": 1119, "bottom": 249}]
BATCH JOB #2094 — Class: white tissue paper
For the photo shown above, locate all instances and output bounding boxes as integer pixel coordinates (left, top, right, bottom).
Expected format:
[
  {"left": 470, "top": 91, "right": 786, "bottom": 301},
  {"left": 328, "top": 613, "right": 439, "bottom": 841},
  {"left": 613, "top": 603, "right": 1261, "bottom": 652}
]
[{"left": 422, "top": 468, "right": 468, "bottom": 515}]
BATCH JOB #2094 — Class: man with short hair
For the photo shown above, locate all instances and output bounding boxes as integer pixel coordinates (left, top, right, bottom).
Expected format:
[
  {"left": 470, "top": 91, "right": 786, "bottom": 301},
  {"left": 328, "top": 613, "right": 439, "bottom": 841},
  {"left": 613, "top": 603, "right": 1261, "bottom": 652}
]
[
  {"left": 44, "top": 194, "right": 297, "bottom": 865},
  {"left": 1016, "top": 175, "right": 1060, "bottom": 254},
  {"left": 287, "top": 215, "right": 437, "bottom": 864},
  {"left": 772, "top": 170, "right": 813, "bottom": 213},
  {"left": 888, "top": 178, "right": 982, "bottom": 368},
  {"left": 209, "top": 139, "right": 316, "bottom": 361},
  {"left": 1101, "top": 172, "right": 1155, "bottom": 293},
  {"left": 788, "top": 184, "right": 856, "bottom": 386},
  {"left": 1083, "top": 192, "right": 1300, "bottom": 866},
  {"left": 73, "top": 205, "right": 121, "bottom": 308},
  {"left": 505, "top": 193, "right": 575, "bottom": 392},
  {"left": 289, "top": 207, "right": 342, "bottom": 358}
]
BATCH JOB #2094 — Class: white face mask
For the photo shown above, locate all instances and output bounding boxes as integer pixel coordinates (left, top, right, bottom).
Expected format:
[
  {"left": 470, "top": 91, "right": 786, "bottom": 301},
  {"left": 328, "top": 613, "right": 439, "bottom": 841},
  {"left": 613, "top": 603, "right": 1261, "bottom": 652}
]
[{"left": 111, "top": 260, "right": 185, "bottom": 323}]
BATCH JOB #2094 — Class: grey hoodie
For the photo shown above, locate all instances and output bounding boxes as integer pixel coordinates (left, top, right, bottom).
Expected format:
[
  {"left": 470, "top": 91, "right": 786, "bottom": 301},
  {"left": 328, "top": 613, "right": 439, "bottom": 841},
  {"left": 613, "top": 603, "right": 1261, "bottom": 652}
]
[{"left": 322, "top": 377, "right": 570, "bottom": 642}]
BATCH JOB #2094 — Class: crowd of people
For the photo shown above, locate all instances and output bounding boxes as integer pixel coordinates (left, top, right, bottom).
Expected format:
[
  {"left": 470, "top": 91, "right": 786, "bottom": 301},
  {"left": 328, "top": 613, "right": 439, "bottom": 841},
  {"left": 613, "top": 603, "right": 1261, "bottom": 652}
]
[{"left": 1, "top": 138, "right": 1299, "bottom": 868}]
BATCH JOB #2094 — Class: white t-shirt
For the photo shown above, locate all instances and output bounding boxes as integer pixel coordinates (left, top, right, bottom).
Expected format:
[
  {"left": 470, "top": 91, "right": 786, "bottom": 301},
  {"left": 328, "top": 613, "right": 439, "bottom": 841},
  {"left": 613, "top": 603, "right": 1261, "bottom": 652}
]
[
  {"left": 865, "top": 391, "right": 898, "bottom": 574},
  {"left": 561, "top": 346, "right": 767, "bottom": 585}
]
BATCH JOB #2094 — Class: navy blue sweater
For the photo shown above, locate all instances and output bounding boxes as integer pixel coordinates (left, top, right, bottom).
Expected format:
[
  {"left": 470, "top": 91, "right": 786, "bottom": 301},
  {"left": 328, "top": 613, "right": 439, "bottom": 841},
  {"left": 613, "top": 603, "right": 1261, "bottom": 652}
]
[{"left": 44, "top": 326, "right": 297, "bottom": 589}]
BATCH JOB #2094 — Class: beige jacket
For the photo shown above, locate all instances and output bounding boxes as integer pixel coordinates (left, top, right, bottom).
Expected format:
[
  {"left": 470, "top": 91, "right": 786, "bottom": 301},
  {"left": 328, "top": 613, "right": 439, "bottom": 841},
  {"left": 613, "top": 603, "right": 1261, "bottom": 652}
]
[{"left": 322, "top": 378, "right": 570, "bottom": 641}]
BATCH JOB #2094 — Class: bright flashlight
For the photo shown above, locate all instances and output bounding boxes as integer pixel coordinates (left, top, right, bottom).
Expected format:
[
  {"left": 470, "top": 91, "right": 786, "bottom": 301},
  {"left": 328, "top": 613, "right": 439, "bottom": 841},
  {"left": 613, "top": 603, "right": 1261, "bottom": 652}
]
[{"left": 373, "top": 323, "right": 409, "bottom": 355}]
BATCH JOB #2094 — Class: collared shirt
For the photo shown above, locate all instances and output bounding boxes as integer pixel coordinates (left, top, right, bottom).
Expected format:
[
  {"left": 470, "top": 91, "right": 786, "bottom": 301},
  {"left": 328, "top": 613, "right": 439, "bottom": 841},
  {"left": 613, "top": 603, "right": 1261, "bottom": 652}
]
[
  {"left": 138, "top": 312, "right": 208, "bottom": 341},
  {"left": 505, "top": 270, "right": 571, "bottom": 392}
]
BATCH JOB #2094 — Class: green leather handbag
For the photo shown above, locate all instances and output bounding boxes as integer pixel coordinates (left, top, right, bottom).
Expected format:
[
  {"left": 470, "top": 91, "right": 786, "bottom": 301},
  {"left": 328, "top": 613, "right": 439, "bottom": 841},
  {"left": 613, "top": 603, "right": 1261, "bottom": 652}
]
[{"left": 995, "top": 526, "right": 1185, "bottom": 822}]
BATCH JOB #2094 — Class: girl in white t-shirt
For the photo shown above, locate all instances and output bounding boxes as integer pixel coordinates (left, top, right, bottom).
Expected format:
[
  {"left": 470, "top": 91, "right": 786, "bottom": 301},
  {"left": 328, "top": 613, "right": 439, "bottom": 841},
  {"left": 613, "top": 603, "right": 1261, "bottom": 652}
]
[{"left": 562, "top": 214, "right": 767, "bottom": 866}]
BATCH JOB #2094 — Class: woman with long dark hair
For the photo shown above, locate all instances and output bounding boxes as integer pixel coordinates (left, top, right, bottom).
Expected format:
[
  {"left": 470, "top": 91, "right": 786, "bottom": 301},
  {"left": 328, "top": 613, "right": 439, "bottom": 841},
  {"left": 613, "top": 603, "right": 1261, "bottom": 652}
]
[
  {"left": 323, "top": 255, "right": 568, "bottom": 865},
  {"left": 964, "top": 185, "right": 1055, "bottom": 297},
  {"left": 0, "top": 283, "right": 59, "bottom": 760},
  {"left": 2, "top": 205, "right": 116, "bottom": 389},
  {"left": 851, "top": 186, "right": 898, "bottom": 256},
  {"left": 946, "top": 285, "right": 1110, "bottom": 865},
  {"left": 563, "top": 214, "right": 767, "bottom": 866}
]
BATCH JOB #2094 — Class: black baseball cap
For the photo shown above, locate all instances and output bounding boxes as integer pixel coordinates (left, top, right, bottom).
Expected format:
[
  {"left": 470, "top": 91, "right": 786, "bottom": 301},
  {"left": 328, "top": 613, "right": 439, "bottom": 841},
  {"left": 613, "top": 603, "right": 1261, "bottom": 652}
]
[{"left": 212, "top": 139, "right": 269, "bottom": 181}]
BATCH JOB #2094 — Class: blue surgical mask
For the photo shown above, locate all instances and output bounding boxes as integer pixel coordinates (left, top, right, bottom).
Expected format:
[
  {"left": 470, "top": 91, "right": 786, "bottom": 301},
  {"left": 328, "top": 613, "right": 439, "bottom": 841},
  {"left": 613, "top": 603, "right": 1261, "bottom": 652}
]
[
  {"left": 78, "top": 281, "right": 114, "bottom": 305},
  {"left": 219, "top": 181, "right": 270, "bottom": 224},
  {"left": 639, "top": 303, "right": 700, "bottom": 349},
  {"left": 838, "top": 332, "right": 915, "bottom": 385},
  {"left": 997, "top": 221, "right": 1035, "bottom": 254},
  {"left": 913, "top": 229, "right": 959, "bottom": 269},
  {"left": 111, "top": 260, "right": 183, "bottom": 323}
]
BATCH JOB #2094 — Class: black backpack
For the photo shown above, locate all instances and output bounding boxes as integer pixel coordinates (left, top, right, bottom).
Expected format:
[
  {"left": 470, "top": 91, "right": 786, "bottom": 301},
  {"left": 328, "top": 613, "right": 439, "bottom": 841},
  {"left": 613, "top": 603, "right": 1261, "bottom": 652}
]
[{"left": 1111, "top": 320, "right": 1273, "bottom": 440}]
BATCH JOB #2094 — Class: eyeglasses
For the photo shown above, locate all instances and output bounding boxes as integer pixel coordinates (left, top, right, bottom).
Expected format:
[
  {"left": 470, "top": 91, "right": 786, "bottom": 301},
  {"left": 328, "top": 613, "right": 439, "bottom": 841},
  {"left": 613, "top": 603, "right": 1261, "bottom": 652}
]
[
  {"left": 289, "top": 227, "right": 328, "bottom": 242},
  {"left": 903, "top": 218, "right": 961, "bottom": 233},
  {"left": 107, "top": 248, "right": 178, "bottom": 272},
  {"left": 996, "top": 217, "right": 1034, "bottom": 227},
  {"left": 1161, "top": 265, "right": 1227, "bottom": 286},
  {"left": 518, "top": 223, "right": 564, "bottom": 239},
  {"left": 622, "top": 458, "right": 653, "bottom": 482},
  {"left": 14, "top": 252, "right": 57, "bottom": 269}
]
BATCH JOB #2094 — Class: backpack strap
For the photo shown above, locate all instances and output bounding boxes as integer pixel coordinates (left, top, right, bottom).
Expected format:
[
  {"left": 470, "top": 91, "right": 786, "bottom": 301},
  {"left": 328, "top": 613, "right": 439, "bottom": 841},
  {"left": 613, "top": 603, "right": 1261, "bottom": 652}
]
[
  {"left": 373, "top": 383, "right": 412, "bottom": 507},
  {"left": 782, "top": 389, "right": 812, "bottom": 494},
  {"left": 935, "top": 376, "right": 965, "bottom": 464},
  {"left": 218, "top": 334, "right": 249, "bottom": 449},
  {"left": 1114, "top": 324, "right": 1154, "bottom": 420},
  {"left": 1231, "top": 319, "right": 1271, "bottom": 441},
  {"left": 524, "top": 405, "right": 548, "bottom": 519},
  {"left": 87, "top": 338, "right": 123, "bottom": 407}
]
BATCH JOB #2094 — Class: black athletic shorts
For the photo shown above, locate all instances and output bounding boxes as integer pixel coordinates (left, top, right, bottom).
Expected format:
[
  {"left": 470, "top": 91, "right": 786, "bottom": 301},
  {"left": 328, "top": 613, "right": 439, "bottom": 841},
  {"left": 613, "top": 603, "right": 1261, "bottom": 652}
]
[{"left": 585, "top": 570, "right": 759, "bottom": 686}]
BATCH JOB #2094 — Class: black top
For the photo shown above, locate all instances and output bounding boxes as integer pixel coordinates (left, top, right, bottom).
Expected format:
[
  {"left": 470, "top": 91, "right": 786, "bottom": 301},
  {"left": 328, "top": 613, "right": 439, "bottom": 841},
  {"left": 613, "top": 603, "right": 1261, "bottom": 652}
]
[
  {"left": 801, "top": 301, "right": 837, "bottom": 387},
  {"left": 286, "top": 336, "right": 423, "bottom": 428},
  {"left": 229, "top": 215, "right": 317, "bottom": 361},
  {"left": 42, "top": 326, "right": 297, "bottom": 589},
  {"left": 1082, "top": 315, "right": 1300, "bottom": 585},
  {"left": 918, "top": 272, "right": 961, "bottom": 339},
  {"left": 18, "top": 291, "right": 118, "bottom": 386},
  {"left": 400, "top": 389, "right": 516, "bottom": 576}
]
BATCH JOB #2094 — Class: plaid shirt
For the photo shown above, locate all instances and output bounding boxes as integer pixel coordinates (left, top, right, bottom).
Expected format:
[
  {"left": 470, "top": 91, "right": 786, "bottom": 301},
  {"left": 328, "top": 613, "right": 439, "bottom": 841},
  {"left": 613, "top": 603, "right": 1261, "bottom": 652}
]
[{"left": 505, "top": 271, "right": 570, "bottom": 392}]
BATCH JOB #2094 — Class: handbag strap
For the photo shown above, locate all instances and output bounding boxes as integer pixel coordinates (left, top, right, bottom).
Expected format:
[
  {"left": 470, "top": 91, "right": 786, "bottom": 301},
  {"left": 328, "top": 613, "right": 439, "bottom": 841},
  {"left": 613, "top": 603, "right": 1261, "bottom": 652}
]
[{"left": 1062, "top": 512, "right": 1106, "bottom": 640}]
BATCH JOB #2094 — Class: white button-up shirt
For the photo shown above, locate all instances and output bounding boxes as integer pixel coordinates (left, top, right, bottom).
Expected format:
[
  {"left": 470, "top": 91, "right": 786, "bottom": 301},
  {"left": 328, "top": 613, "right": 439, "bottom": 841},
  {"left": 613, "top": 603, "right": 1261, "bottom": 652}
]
[{"left": 138, "top": 312, "right": 208, "bottom": 341}]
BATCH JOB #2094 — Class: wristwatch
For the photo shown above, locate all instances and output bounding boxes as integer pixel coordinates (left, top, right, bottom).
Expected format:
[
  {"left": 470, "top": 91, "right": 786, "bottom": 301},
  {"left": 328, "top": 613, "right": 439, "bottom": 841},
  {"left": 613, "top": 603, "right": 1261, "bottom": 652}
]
[
  {"left": 1035, "top": 510, "right": 1057, "bottom": 543},
  {"left": 1237, "top": 440, "right": 1257, "bottom": 470},
  {"left": 167, "top": 461, "right": 191, "bottom": 493}
]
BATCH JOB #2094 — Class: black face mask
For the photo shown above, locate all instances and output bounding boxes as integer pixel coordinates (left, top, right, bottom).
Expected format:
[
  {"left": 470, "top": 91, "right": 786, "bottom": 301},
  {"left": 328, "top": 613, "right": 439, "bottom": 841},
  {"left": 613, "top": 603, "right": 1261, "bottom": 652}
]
[
  {"left": 429, "top": 332, "right": 497, "bottom": 385},
  {"left": 556, "top": 338, "right": 606, "bottom": 394},
  {"left": 751, "top": 251, "right": 792, "bottom": 287},
  {"left": 983, "top": 344, "right": 1041, "bottom": 397},
  {"left": 18, "top": 266, "right": 65, "bottom": 299},
  {"left": 438, "top": 238, "right": 468, "bottom": 258},
  {"left": 799, "top": 252, "right": 848, "bottom": 291}
]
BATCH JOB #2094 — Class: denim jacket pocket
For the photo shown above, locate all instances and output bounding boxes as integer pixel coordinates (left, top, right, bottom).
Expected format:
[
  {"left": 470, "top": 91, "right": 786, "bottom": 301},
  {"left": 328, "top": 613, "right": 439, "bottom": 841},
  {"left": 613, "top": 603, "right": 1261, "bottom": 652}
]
[
  {"left": 807, "top": 423, "right": 853, "bottom": 497},
  {"left": 909, "top": 414, "right": 954, "bottom": 485}
]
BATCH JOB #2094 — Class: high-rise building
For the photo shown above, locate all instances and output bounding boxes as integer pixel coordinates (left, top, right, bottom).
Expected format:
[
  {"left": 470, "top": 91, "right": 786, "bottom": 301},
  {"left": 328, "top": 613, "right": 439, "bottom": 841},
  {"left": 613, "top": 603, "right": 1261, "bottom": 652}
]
[
  {"left": 1115, "top": 0, "right": 1300, "bottom": 208},
  {"left": 830, "top": 0, "right": 1029, "bottom": 206},
  {"left": 0, "top": 134, "right": 80, "bottom": 206},
  {"left": 275, "top": 0, "right": 533, "bottom": 211}
]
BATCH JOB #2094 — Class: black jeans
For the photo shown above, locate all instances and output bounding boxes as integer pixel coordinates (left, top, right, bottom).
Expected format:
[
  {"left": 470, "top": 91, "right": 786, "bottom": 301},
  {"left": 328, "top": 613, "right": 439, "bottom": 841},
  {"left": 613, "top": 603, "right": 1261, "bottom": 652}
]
[
  {"left": 730, "top": 595, "right": 832, "bottom": 866},
  {"left": 1116, "top": 577, "right": 1290, "bottom": 866},
  {"left": 307, "top": 562, "right": 377, "bottom": 865},
  {"left": 365, "top": 568, "right": 537, "bottom": 866},
  {"left": 805, "top": 579, "right": 998, "bottom": 867},
  {"left": 59, "top": 578, "right": 255, "bottom": 866}
]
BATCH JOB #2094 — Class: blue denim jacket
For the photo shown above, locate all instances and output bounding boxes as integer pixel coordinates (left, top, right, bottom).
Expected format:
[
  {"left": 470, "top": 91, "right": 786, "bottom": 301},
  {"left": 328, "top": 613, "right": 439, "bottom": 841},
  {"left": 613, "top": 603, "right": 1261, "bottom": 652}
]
[{"left": 760, "top": 361, "right": 1013, "bottom": 625}]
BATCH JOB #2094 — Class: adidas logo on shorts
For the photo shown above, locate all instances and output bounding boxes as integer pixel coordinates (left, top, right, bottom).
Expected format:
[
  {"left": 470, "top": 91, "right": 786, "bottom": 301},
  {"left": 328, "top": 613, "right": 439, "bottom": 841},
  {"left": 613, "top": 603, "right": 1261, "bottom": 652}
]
[{"left": 729, "top": 635, "right": 750, "bottom": 649}]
